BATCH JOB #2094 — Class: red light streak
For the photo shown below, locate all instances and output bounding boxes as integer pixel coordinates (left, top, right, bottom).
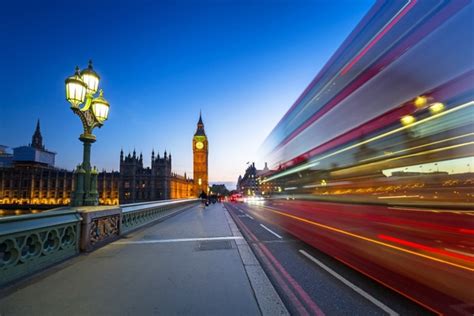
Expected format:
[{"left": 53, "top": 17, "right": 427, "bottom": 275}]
[
  {"left": 459, "top": 228, "right": 474, "bottom": 235},
  {"left": 340, "top": 0, "right": 418, "bottom": 76},
  {"left": 378, "top": 234, "right": 474, "bottom": 263}
]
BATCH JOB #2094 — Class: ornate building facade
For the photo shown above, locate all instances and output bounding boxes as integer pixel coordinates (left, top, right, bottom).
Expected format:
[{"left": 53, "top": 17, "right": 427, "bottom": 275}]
[
  {"left": 0, "top": 118, "right": 196, "bottom": 208},
  {"left": 118, "top": 149, "right": 194, "bottom": 203},
  {"left": 193, "top": 113, "right": 209, "bottom": 196},
  {"left": 237, "top": 162, "right": 280, "bottom": 197},
  {"left": 0, "top": 121, "right": 119, "bottom": 206}
]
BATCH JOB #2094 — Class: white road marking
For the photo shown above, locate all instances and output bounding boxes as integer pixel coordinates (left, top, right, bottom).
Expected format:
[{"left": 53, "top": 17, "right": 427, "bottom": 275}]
[
  {"left": 236, "top": 206, "right": 253, "bottom": 219},
  {"left": 260, "top": 224, "right": 282, "bottom": 239},
  {"left": 115, "top": 236, "right": 243, "bottom": 244},
  {"left": 299, "top": 250, "right": 399, "bottom": 316},
  {"left": 444, "top": 248, "right": 474, "bottom": 257}
]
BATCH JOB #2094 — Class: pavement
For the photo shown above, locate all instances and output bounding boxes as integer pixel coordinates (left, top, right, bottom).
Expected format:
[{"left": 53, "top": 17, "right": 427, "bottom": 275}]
[{"left": 0, "top": 203, "right": 288, "bottom": 316}]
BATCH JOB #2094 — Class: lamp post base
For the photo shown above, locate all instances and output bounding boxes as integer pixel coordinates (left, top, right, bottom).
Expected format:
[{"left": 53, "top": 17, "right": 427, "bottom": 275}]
[{"left": 70, "top": 134, "right": 99, "bottom": 207}]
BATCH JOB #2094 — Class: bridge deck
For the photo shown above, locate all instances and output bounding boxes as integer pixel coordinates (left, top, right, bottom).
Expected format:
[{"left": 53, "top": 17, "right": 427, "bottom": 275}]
[{"left": 0, "top": 203, "right": 280, "bottom": 315}]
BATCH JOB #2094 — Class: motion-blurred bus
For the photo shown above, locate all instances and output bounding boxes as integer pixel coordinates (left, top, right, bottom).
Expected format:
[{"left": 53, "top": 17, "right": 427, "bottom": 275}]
[{"left": 257, "top": 1, "right": 474, "bottom": 314}]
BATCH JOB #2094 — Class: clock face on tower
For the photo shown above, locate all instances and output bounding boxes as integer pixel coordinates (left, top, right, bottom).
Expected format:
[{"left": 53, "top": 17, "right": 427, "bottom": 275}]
[{"left": 195, "top": 141, "right": 204, "bottom": 150}]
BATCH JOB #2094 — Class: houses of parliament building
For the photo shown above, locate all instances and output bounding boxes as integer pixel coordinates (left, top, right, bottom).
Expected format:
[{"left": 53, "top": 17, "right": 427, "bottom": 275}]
[{"left": 0, "top": 114, "right": 209, "bottom": 207}]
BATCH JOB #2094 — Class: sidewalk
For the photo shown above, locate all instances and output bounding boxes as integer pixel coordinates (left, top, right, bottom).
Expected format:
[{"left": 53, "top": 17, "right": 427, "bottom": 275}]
[{"left": 0, "top": 203, "right": 287, "bottom": 316}]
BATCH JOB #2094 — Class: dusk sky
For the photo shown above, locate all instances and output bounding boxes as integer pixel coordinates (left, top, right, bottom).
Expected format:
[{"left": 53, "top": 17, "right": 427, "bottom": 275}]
[{"left": 0, "top": 0, "right": 373, "bottom": 188}]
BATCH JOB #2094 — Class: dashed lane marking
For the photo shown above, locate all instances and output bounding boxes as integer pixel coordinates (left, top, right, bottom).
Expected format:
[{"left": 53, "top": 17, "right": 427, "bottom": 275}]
[
  {"left": 234, "top": 207, "right": 255, "bottom": 220},
  {"left": 260, "top": 224, "right": 283, "bottom": 239},
  {"left": 299, "top": 250, "right": 399, "bottom": 316}
]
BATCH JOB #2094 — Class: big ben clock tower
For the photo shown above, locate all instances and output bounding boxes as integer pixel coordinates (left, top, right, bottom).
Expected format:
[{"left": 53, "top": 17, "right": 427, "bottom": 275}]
[{"left": 193, "top": 112, "right": 208, "bottom": 196}]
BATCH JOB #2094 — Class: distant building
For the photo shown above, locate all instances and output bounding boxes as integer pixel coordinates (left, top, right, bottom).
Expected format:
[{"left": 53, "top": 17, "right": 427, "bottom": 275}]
[
  {"left": 170, "top": 173, "right": 194, "bottom": 200},
  {"left": 0, "top": 145, "right": 13, "bottom": 168},
  {"left": 237, "top": 162, "right": 271, "bottom": 196},
  {"left": 0, "top": 117, "right": 197, "bottom": 208},
  {"left": 0, "top": 120, "right": 118, "bottom": 207},
  {"left": 119, "top": 149, "right": 194, "bottom": 203},
  {"left": 0, "top": 120, "right": 56, "bottom": 168},
  {"left": 98, "top": 170, "right": 120, "bottom": 205},
  {"left": 0, "top": 164, "right": 74, "bottom": 206},
  {"left": 119, "top": 113, "right": 210, "bottom": 203},
  {"left": 193, "top": 113, "right": 209, "bottom": 196},
  {"left": 209, "top": 184, "right": 229, "bottom": 196},
  {"left": 14, "top": 120, "right": 56, "bottom": 167}
]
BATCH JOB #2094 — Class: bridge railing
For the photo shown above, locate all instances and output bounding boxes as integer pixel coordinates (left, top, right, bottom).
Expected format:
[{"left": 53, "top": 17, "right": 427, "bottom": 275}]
[
  {"left": 0, "top": 210, "right": 81, "bottom": 285},
  {"left": 121, "top": 199, "right": 198, "bottom": 234},
  {"left": 0, "top": 198, "right": 198, "bottom": 287}
]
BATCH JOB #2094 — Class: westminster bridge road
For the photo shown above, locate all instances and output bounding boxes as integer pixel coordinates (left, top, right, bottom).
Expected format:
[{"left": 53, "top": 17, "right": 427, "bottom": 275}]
[{"left": 0, "top": 200, "right": 432, "bottom": 315}]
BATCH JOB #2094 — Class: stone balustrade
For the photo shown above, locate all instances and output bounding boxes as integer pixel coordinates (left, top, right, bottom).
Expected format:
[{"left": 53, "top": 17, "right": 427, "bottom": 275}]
[
  {"left": 0, "top": 210, "right": 81, "bottom": 285},
  {"left": 0, "top": 199, "right": 198, "bottom": 286},
  {"left": 121, "top": 199, "right": 198, "bottom": 234}
]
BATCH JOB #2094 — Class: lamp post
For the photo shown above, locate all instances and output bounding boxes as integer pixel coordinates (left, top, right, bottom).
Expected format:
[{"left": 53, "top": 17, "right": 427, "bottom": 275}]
[{"left": 65, "top": 60, "right": 110, "bottom": 206}]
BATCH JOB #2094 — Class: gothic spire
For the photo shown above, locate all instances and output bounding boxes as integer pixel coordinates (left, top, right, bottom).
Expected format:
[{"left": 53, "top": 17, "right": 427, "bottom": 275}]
[
  {"left": 198, "top": 110, "right": 204, "bottom": 126},
  {"left": 194, "top": 111, "right": 206, "bottom": 136},
  {"left": 31, "top": 119, "right": 44, "bottom": 150}
]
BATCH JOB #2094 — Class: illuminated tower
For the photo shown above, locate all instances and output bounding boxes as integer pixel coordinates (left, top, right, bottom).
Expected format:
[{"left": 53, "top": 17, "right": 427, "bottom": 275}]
[{"left": 193, "top": 112, "right": 208, "bottom": 196}]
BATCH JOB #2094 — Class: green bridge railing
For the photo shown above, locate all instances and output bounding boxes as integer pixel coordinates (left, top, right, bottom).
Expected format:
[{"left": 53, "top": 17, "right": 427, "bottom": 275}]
[
  {"left": 121, "top": 199, "right": 197, "bottom": 234},
  {"left": 0, "top": 198, "right": 198, "bottom": 287}
]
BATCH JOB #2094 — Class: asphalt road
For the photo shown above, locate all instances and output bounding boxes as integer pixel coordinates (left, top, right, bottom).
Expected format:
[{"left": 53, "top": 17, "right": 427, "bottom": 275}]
[{"left": 224, "top": 202, "right": 434, "bottom": 316}]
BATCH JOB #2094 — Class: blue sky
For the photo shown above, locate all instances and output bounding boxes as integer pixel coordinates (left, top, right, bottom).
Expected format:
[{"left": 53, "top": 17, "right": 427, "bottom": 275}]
[{"left": 0, "top": 0, "right": 373, "bottom": 188}]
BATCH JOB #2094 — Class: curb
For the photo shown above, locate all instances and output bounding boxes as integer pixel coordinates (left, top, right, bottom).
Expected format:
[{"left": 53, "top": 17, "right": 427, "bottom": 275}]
[{"left": 223, "top": 204, "right": 289, "bottom": 316}]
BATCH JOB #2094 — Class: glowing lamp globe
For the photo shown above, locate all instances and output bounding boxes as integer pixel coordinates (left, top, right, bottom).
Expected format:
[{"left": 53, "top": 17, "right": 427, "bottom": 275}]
[
  {"left": 91, "top": 89, "right": 110, "bottom": 122},
  {"left": 80, "top": 60, "right": 100, "bottom": 94},
  {"left": 65, "top": 67, "right": 87, "bottom": 107}
]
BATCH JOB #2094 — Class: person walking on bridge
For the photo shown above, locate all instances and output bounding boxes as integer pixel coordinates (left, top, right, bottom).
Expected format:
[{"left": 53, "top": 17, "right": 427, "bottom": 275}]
[{"left": 199, "top": 191, "right": 209, "bottom": 207}]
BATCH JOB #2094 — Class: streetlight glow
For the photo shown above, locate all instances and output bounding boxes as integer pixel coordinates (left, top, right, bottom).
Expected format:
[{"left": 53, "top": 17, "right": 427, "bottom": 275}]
[
  {"left": 80, "top": 60, "right": 100, "bottom": 94},
  {"left": 64, "top": 60, "right": 110, "bottom": 206},
  {"left": 91, "top": 90, "right": 110, "bottom": 122},
  {"left": 65, "top": 67, "right": 87, "bottom": 107}
]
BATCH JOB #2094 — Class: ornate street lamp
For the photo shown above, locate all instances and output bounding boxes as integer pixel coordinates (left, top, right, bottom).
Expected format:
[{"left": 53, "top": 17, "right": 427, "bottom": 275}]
[{"left": 65, "top": 60, "right": 110, "bottom": 206}]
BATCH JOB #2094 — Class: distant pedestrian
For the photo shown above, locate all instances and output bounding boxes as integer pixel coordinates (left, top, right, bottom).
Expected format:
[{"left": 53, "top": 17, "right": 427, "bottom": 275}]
[{"left": 199, "top": 191, "right": 208, "bottom": 206}]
